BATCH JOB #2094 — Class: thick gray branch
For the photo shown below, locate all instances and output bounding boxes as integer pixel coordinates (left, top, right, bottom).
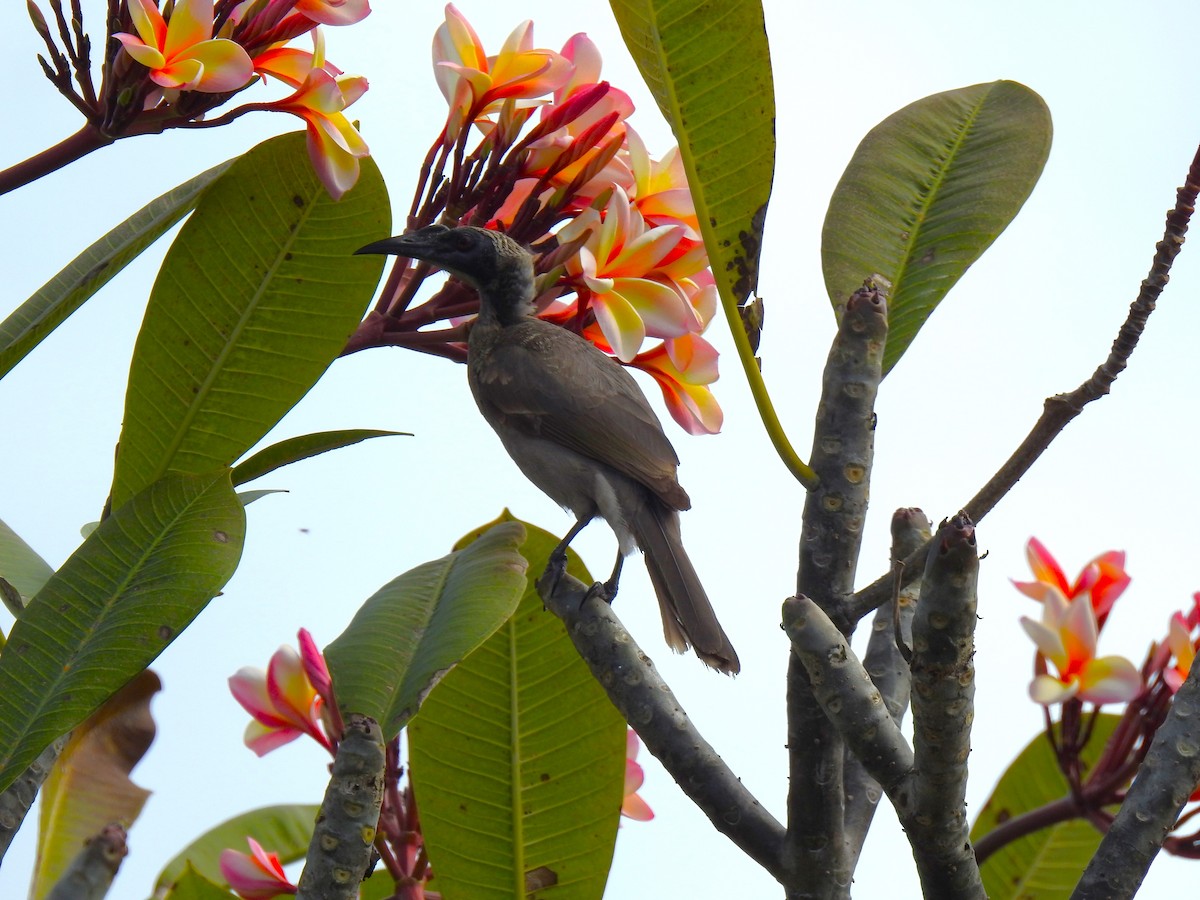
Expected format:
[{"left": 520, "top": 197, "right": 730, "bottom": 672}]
[
  {"left": 907, "top": 515, "right": 984, "bottom": 899},
  {"left": 1072, "top": 654, "right": 1200, "bottom": 898},
  {"left": 845, "top": 508, "right": 930, "bottom": 865},
  {"left": 787, "top": 283, "right": 887, "bottom": 897},
  {"left": 538, "top": 570, "right": 789, "bottom": 885},
  {"left": 296, "top": 714, "right": 385, "bottom": 900},
  {"left": 0, "top": 734, "right": 67, "bottom": 863},
  {"left": 44, "top": 823, "right": 127, "bottom": 900}
]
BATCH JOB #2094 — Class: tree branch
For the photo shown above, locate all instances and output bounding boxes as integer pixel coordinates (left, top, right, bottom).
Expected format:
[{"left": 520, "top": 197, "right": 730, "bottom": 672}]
[
  {"left": 537, "top": 569, "right": 790, "bottom": 886},
  {"left": 907, "top": 515, "right": 984, "bottom": 899},
  {"left": 844, "top": 508, "right": 930, "bottom": 865},
  {"left": 786, "top": 283, "right": 887, "bottom": 897},
  {"left": 1072, "top": 650, "right": 1200, "bottom": 898}
]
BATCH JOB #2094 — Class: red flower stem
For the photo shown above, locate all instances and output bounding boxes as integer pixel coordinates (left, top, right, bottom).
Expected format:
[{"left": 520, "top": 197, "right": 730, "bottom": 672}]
[{"left": 0, "top": 125, "right": 113, "bottom": 195}]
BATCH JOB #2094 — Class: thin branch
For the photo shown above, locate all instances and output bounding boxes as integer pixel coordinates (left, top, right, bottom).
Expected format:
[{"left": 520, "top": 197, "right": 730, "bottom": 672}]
[
  {"left": 0, "top": 734, "right": 68, "bottom": 863},
  {"left": 44, "top": 822, "right": 127, "bottom": 900},
  {"left": 848, "top": 141, "right": 1200, "bottom": 622}
]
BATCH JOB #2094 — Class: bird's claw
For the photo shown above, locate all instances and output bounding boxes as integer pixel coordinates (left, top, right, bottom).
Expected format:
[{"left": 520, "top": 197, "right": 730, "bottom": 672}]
[
  {"left": 536, "top": 552, "right": 569, "bottom": 605},
  {"left": 586, "top": 579, "right": 618, "bottom": 605}
]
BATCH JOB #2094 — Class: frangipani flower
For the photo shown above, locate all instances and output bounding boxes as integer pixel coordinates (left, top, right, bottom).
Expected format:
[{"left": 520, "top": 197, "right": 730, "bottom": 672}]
[
  {"left": 220, "top": 837, "right": 297, "bottom": 899},
  {"left": 256, "top": 32, "right": 369, "bottom": 200},
  {"left": 1013, "top": 537, "right": 1130, "bottom": 624},
  {"left": 559, "top": 187, "right": 704, "bottom": 362},
  {"left": 115, "top": 0, "right": 254, "bottom": 92},
  {"left": 621, "top": 730, "right": 654, "bottom": 821},
  {"left": 432, "top": 4, "right": 571, "bottom": 133},
  {"left": 1020, "top": 586, "right": 1142, "bottom": 706},
  {"left": 229, "top": 636, "right": 334, "bottom": 755}
]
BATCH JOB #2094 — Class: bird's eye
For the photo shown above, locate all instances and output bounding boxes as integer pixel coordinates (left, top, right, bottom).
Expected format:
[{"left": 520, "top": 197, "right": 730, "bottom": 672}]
[{"left": 450, "top": 232, "right": 473, "bottom": 250}]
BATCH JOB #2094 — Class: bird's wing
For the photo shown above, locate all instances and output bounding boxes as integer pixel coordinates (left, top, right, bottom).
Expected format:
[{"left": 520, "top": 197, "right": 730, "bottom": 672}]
[{"left": 471, "top": 320, "right": 691, "bottom": 510}]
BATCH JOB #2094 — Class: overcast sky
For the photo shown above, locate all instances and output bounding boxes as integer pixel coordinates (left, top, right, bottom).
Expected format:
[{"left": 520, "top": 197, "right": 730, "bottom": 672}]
[{"left": 3, "top": 1, "right": 1200, "bottom": 897}]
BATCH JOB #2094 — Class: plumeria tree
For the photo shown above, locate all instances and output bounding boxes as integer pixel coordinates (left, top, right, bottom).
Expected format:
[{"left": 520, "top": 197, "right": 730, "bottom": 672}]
[{"left": 1, "top": 2, "right": 1200, "bottom": 899}]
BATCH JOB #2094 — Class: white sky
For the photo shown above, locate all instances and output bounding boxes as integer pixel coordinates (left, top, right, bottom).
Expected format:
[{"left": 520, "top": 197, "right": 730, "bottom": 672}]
[{"left": 3, "top": 1, "right": 1200, "bottom": 897}]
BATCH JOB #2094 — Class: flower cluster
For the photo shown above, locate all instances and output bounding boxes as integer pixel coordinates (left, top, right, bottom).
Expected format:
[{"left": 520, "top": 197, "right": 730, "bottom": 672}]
[
  {"left": 1009, "top": 539, "right": 1200, "bottom": 857},
  {"left": 27, "top": 0, "right": 371, "bottom": 198},
  {"left": 357, "top": 4, "right": 722, "bottom": 435}
]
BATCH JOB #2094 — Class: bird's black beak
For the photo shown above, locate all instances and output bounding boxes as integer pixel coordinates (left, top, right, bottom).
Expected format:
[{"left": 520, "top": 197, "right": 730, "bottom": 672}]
[{"left": 354, "top": 236, "right": 412, "bottom": 257}]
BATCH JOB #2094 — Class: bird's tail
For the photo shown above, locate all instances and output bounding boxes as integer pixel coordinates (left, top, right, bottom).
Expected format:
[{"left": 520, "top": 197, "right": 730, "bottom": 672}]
[{"left": 632, "top": 503, "right": 740, "bottom": 674}]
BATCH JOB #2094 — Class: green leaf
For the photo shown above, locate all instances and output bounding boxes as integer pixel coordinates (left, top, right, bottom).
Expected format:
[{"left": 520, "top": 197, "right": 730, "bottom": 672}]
[
  {"left": 159, "top": 863, "right": 240, "bottom": 900},
  {"left": 971, "top": 714, "right": 1122, "bottom": 899},
  {"left": 0, "top": 471, "right": 245, "bottom": 794},
  {"left": 822, "top": 80, "right": 1052, "bottom": 375},
  {"left": 0, "top": 160, "right": 232, "bottom": 379},
  {"left": 608, "top": 1, "right": 822, "bottom": 487},
  {"left": 0, "top": 517, "right": 54, "bottom": 606},
  {"left": 33, "top": 671, "right": 160, "bottom": 900},
  {"left": 325, "top": 518, "right": 528, "bottom": 740},
  {"left": 231, "top": 429, "right": 409, "bottom": 486},
  {"left": 609, "top": 0, "right": 773, "bottom": 306},
  {"left": 408, "top": 517, "right": 626, "bottom": 900},
  {"left": 110, "top": 130, "right": 391, "bottom": 510},
  {"left": 154, "top": 804, "right": 319, "bottom": 894}
]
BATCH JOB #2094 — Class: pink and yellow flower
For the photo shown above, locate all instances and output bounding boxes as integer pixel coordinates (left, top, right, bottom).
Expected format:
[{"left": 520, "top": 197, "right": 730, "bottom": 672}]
[
  {"left": 558, "top": 187, "right": 706, "bottom": 362},
  {"left": 229, "top": 633, "right": 334, "bottom": 756},
  {"left": 621, "top": 730, "right": 654, "bottom": 822},
  {"left": 115, "top": 0, "right": 254, "bottom": 92},
  {"left": 256, "top": 32, "right": 369, "bottom": 200},
  {"left": 1020, "top": 585, "right": 1142, "bottom": 706},
  {"left": 220, "top": 837, "right": 297, "bottom": 899},
  {"left": 432, "top": 4, "right": 571, "bottom": 135},
  {"left": 1013, "top": 537, "right": 1130, "bottom": 624}
]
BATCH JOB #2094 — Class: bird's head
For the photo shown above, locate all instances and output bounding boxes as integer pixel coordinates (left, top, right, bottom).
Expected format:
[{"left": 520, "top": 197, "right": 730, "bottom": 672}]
[{"left": 356, "top": 225, "right": 535, "bottom": 324}]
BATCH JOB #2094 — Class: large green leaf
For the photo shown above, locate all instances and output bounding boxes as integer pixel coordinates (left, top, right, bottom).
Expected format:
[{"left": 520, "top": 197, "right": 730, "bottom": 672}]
[
  {"left": 971, "top": 715, "right": 1122, "bottom": 899},
  {"left": 407, "top": 517, "right": 626, "bottom": 900},
  {"left": 609, "top": 0, "right": 774, "bottom": 306},
  {"left": 608, "top": 1, "right": 823, "bottom": 487},
  {"left": 0, "top": 471, "right": 244, "bottom": 794},
  {"left": 33, "top": 671, "right": 160, "bottom": 900},
  {"left": 0, "top": 160, "right": 232, "bottom": 379},
  {"left": 230, "top": 429, "right": 409, "bottom": 486},
  {"left": 822, "top": 80, "right": 1052, "bottom": 375},
  {"left": 110, "top": 131, "right": 390, "bottom": 510},
  {"left": 324, "top": 518, "right": 528, "bottom": 740},
  {"left": 154, "top": 804, "right": 319, "bottom": 894},
  {"left": 0, "top": 517, "right": 55, "bottom": 606}
]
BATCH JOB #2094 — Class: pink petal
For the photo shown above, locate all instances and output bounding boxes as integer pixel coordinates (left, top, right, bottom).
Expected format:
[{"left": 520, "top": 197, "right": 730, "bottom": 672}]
[
  {"left": 591, "top": 290, "right": 646, "bottom": 362},
  {"left": 295, "top": 0, "right": 370, "bottom": 26},
  {"left": 114, "top": 34, "right": 166, "bottom": 70},
  {"left": 244, "top": 720, "right": 302, "bottom": 757},
  {"left": 1019, "top": 616, "right": 1067, "bottom": 669},
  {"left": 1025, "top": 538, "right": 1070, "bottom": 595},
  {"left": 621, "top": 792, "right": 655, "bottom": 821}
]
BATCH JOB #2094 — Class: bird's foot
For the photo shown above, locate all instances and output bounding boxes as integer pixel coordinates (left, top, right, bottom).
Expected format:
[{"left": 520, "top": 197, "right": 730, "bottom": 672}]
[{"left": 586, "top": 579, "right": 618, "bottom": 605}]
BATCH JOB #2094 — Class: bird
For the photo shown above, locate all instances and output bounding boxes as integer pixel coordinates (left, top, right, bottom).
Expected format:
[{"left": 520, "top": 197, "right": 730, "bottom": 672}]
[{"left": 356, "top": 224, "right": 739, "bottom": 674}]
